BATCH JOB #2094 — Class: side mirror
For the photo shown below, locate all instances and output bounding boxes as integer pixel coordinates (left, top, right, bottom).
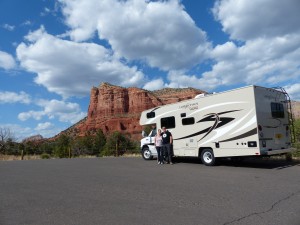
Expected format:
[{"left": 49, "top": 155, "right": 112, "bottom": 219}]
[{"left": 142, "top": 130, "right": 147, "bottom": 137}]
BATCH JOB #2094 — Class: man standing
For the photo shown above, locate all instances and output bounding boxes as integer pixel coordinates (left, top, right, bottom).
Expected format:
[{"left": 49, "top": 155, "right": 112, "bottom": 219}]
[{"left": 161, "top": 127, "right": 173, "bottom": 165}]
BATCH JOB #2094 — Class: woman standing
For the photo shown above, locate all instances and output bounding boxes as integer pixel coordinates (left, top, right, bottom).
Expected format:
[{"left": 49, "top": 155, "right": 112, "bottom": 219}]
[{"left": 154, "top": 129, "right": 163, "bottom": 164}]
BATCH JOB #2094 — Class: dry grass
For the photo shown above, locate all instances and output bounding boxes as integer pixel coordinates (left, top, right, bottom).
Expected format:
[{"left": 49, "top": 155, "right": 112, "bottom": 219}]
[{"left": 0, "top": 154, "right": 41, "bottom": 161}]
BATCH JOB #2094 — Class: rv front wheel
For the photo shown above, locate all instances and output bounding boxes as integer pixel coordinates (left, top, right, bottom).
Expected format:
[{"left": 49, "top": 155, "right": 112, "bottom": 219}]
[
  {"left": 142, "top": 146, "right": 153, "bottom": 160},
  {"left": 201, "top": 149, "right": 216, "bottom": 166}
]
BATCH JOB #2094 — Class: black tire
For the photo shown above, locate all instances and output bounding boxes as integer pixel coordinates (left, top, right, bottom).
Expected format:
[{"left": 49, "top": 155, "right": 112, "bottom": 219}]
[
  {"left": 200, "top": 149, "right": 216, "bottom": 166},
  {"left": 142, "top": 146, "right": 153, "bottom": 160}
]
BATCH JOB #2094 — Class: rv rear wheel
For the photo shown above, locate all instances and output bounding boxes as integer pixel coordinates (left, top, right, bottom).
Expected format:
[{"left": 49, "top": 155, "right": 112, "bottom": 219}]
[
  {"left": 201, "top": 149, "right": 216, "bottom": 166},
  {"left": 142, "top": 146, "right": 153, "bottom": 160}
]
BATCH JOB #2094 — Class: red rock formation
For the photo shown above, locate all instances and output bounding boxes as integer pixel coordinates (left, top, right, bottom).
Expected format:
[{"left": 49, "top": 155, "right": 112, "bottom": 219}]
[
  {"left": 22, "top": 134, "right": 44, "bottom": 143},
  {"left": 64, "top": 83, "right": 205, "bottom": 140}
]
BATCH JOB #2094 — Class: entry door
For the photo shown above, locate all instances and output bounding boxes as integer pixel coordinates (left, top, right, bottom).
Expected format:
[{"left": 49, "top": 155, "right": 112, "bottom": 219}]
[{"left": 184, "top": 138, "right": 197, "bottom": 156}]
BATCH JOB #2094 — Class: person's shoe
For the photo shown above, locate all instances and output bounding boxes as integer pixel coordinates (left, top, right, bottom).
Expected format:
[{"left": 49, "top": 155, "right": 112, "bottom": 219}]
[{"left": 170, "top": 162, "right": 174, "bottom": 165}]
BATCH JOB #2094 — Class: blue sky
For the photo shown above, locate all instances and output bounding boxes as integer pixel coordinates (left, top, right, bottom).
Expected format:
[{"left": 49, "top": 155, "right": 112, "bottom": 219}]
[{"left": 0, "top": 0, "right": 300, "bottom": 141}]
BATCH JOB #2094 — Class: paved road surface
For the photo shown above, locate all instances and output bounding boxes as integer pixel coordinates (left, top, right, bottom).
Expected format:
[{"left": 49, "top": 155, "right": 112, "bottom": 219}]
[{"left": 0, "top": 157, "right": 300, "bottom": 225}]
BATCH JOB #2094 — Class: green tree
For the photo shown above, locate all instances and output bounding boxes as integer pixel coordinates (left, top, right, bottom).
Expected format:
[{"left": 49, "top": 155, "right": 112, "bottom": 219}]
[
  {"left": 292, "top": 119, "right": 300, "bottom": 155},
  {"left": 101, "top": 131, "right": 138, "bottom": 156},
  {"left": 23, "top": 141, "right": 40, "bottom": 155},
  {"left": 54, "top": 134, "right": 71, "bottom": 158},
  {"left": 39, "top": 141, "right": 55, "bottom": 155},
  {"left": 294, "top": 118, "right": 300, "bottom": 143},
  {"left": 94, "top": 129, "right": 106, "bottom": 155}
]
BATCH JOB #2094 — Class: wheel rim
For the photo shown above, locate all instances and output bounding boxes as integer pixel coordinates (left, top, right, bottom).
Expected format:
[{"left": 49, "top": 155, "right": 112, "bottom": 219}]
[
  {"left": 143, "top": 149, "right": 151, "bottom": 159},
  {"left": 203, "top": 151, "right": 213, "bottom": 164}
]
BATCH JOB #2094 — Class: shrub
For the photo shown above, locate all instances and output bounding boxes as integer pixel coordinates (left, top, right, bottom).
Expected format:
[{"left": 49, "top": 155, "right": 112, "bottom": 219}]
[{"left": 41, "top": 153, "right": 50, "bottom": 159}]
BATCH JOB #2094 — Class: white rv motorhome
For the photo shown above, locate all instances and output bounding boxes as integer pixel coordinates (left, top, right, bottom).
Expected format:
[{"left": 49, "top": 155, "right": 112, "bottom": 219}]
[{"left": 139, "top": 85, "right": 295, "bottom": 166}]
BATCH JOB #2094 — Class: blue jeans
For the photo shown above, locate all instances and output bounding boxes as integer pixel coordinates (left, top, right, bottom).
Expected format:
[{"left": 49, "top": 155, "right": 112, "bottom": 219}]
[
  {"left": 156, "top": 146, "right": 163, "bottom": 163},
  {"left": 163, "top": 144, "right": 172, "bottom": 163}
]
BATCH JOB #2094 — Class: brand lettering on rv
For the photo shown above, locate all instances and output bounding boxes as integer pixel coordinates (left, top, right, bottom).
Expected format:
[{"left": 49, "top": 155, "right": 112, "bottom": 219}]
[{"left": 179, "top": 102, "right": 198, "bottom": 110}]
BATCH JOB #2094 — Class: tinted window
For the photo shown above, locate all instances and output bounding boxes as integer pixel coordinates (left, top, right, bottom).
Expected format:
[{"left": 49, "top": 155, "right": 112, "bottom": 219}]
[
  {"left": 146, "top": 112, "right": 155, "bottom": 118},
  {"left": 271, "top": 103, "right": 284, "bottom": 118},
  {"left": 182, "top": 117, "right": 195, "bottom": 125},
  {"left": 161, "top": 116, "right": 175, "bottom": 129}
]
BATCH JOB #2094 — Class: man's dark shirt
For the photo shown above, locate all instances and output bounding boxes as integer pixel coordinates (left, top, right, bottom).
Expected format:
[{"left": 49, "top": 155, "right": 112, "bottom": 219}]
[{"left": 162, "top": 130, "right": 172, "bottom": 144}]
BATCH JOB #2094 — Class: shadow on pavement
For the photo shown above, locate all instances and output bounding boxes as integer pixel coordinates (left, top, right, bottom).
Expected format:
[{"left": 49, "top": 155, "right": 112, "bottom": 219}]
[{"left": 172, "top": 156, "right": 300, "bottom": 169}]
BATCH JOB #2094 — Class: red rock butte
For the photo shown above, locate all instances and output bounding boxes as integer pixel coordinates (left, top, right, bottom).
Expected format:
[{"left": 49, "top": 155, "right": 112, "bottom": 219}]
[{"left": 61, "top": 82, "right": 205, "bottom": 141}]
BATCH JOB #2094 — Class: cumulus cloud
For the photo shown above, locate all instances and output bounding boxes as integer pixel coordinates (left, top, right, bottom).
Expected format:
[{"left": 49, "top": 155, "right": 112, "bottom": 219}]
[
  {"left": 0, "top": 91, "right": 31, "bottom": 104},
  {"left": 18, "top": 111, "right": 45, "bottom": 121},
  {"left": 0, "top": 50, "right": 16, "bottom": 70},
  {"left": 18, "top": 98, "right": 86, "bottom": 124},
  {"left": 285, "top": 83, "right": 300, "bottom": 101},
  {"left": 206, "top": 0, "right": 300, "bottom": 89},
  {"left": 16, "top": 26, "right": 145, "bottom": 98},
  {"left": 35, "top": 122, "right": 54, "bottom": 131},
  {"left": 0, "top": 123, "right": 62, "bottom": 140},
  {"left": 213, "top": 0, "right": 300, "bottom": 41},
  {"left": 2, "top": 23, "right": 15, "bottom": 31},
  {"left": 143, "top": 78, "right": 164, "bottom": 91},
  {"left": 165, "top": 71, "right": 217, "bottom": 90},
  {"left": 59, "top": 0, "right": 211, "bottom": 71}
]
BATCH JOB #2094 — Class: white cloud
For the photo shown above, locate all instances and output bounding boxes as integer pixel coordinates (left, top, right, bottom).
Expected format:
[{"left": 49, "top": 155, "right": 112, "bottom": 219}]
[
  {"left": 0, "top": 50, "right": 16, "bottom": 70},
  {"left": 38, "top": 99, "right": 87, "bottom": 123},
  {"left": 18, "top": 111, "right": 45, "bottom": 121},
  {"left": 285, "top": 83, "right": 300, "bottom": 101},
  {"left": 21, "top": 20, "right": 32, "bottom": 26},
  {"left": 18, "top": 98, "right": 86, "bottom": 124},
  {"left": 0, "top": 91, "right": 31, "bottom": 104},
  {"left": 213, "top": 0, "right": 300, "bottom": 41},
  {"left": 16, "top": 26, "right": 145, "bottom": 98},
  {"left": 166, "top": 71, "right": 219, "bottom": 91},
  {"left": 59, "top": 0, "right": 211, "bottom": 71},
  {"left": 204, "top": 0, "right": 300, "bottom": 89},
  {"left": 35, "top": 122, "right": 54, "bottom": 131},
  {"left": 143, "top": 78, "right": 164, "bottom": 91},
  {"left": 0, "top": 123, "right": 63, "bottom": 140},
  {"left": 2, "top": 23, "right": 15, "bottom": 31}
]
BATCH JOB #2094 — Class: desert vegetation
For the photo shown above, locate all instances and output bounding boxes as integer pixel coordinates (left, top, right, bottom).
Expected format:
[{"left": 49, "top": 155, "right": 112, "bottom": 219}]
[{"left": 0, "top": 128, "right": 140, "bottom": 160}]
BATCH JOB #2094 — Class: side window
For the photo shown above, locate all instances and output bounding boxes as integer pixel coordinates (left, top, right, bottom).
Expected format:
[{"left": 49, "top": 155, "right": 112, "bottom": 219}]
[
  {"left": 182, "top": 117, "right": 195, "bottom": 125},
  {"left": 146, "top": 112, "right": 155, "bottom": 118},
  {"left": 161, "top": 116, "right": 175, "bottom": 129},
  {"left": 271, "top": 102, "right": 284, "bottom": 118}
]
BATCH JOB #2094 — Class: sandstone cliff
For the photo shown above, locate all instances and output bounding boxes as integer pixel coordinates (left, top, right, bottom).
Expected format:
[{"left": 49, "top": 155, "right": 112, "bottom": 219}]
[{"left": 64, "top": 83, "right": 205, "bottom": 140}]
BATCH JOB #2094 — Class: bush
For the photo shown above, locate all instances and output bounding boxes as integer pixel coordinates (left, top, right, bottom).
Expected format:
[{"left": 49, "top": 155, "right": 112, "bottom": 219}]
[
  {"left": 99, "top": 145, "right": 115, "bottom": 157},
  {"left": 41, "top": 153, "right": 50, "bottom": 159},
  {"left": 98, "top": 131, "right": 139, "bottom": 157}
]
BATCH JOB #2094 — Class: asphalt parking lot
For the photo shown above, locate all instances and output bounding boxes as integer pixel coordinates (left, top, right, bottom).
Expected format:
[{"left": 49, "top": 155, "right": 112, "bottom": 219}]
[{"left": 0, "top": 157, "right": 300, "bottom": 225}]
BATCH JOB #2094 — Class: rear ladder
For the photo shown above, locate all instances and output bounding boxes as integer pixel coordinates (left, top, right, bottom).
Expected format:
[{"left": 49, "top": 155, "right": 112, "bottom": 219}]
[{"left": 273, "top": 87, "right": 296, "bottom": 143}]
